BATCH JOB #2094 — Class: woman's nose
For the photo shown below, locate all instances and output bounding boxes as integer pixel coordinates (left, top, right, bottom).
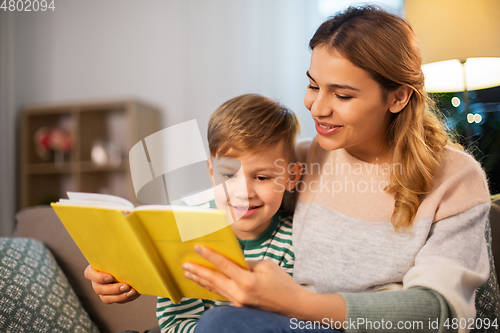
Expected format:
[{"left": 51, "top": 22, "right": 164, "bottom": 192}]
[{"left": 310, "top": 92, "right": 334, "bottom": 118}]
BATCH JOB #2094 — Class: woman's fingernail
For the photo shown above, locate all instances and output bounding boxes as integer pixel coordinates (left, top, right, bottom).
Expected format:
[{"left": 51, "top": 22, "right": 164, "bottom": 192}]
[
  {"left": 126, "top": 289, "right": 136, "bottom": 297},
  {"left": 182, "top": 263, "right": 190, "bottom": 270},
  {"left": 184, "top": 271, "right": 192, "bottom": 279},
  {"left": 119, "top": 285, "right": 130, "bottom": 293},
  {"left": 104, "top": 276, "right": 114, "bottom": 283},
  {"left": 194, "top": 245, "right": 203, "bottom": 254}
]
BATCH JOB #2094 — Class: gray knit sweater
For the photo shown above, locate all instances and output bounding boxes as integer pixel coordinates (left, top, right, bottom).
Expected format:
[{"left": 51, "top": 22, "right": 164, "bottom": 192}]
[{"left": 293, "top": 139, "right": 490, "bottom": 333}]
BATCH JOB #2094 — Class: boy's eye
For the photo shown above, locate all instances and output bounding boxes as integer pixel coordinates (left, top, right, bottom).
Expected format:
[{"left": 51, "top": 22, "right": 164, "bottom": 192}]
[{"left": 256, "top": 176, "right": 271, "bottom": 181}]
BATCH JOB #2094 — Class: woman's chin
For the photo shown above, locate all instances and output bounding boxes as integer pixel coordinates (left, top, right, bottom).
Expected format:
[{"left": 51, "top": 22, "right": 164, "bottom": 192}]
[{"left": 316, "top": 135, "right": 342, "bottom": 151}]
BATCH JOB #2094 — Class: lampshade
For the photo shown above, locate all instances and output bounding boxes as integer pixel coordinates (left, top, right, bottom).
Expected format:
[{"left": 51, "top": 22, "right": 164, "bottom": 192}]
[
  {"left": 405, "top": 0, "right": 500, "bottom": 93},
  {"left": 422, "top": 58, "right": 500, "bottom": 93},
  {"left": 405, "top": 0, "right": 500, "bottom": 65}
]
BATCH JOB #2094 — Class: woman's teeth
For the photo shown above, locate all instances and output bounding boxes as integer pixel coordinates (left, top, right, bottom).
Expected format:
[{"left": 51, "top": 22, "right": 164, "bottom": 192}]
[{"left": 319, "top": 124, "right": 335, "bottom": 129}]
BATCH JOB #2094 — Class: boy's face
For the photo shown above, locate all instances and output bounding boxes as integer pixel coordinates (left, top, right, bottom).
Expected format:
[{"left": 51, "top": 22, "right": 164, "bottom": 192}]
[{"left": 209, "top": 142, "right": 301, "bottom": 240}]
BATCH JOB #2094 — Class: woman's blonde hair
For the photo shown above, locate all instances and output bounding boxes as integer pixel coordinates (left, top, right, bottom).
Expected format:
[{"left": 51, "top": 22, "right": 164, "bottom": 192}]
[{"left": 310, "top": 6, "right": 460, "bottom": 229}]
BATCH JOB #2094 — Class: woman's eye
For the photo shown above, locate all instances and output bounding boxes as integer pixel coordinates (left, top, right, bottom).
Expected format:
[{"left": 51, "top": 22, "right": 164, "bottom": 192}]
[
  {"left": 336, "top": 95, "right": 353, "bottom": 101},
  {"left": 223, "top": 174, "right": 236, "bottom": 179},
  {"left": 307, "top": 85, "right": 319, "bottom": 91}
]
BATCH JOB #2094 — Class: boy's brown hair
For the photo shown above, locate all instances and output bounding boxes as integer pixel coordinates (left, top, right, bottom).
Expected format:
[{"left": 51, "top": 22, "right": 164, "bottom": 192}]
[{"left": 208, "top": 94, "right": 300, "bottom": 162}]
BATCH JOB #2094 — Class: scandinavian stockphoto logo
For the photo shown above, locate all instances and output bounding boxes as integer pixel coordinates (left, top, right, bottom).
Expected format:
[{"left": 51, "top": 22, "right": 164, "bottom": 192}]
[{"left": 128, "top": 119, "right": 247, "bottom": 242}]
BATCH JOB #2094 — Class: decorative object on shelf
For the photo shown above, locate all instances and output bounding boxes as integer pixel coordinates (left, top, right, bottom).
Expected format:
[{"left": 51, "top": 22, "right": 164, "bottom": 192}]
[
  {"left": 21, "top": 100, "right": 161, "bottom": 209},
  {"left": 34, "top": 127, "right": 51, "bottom": 160},
  {"left": 34, "top": 127, "right": 73, "bottom": 164},
  {"left": 91, "top": 140, "right": 122, "bottom": 167},
  {"left": 90, "top": 140, "right": 108, "bottom": 166},
  {"left": 51, "top": 127, "right": 73, "bottom": 164}
]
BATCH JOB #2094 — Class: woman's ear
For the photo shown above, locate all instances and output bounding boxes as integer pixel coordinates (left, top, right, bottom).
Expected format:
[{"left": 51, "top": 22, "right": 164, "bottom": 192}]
[
  {"left": 206, "top": 159, "right": 216, "bottom": 186},
  {"left": 388, "top": 85, "right": 413, "bottom": 114},
  {"left": 286, "top": 162, "right": 303, "bottom": 191}
]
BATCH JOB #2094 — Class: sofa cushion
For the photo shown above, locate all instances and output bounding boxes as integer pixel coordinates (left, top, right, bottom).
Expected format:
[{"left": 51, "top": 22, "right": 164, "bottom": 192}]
[
  {"left": 0, "top": 237, "right": 99, "bottom": 333},
  {"left": 473, "top": 213, "right": 500, "bottom": 333},
  {"left": 490, "top": 194, "right": 500, "bottom": 280},
  {"left": 13, "top": 206, "right": 158, "bottom": 333}
]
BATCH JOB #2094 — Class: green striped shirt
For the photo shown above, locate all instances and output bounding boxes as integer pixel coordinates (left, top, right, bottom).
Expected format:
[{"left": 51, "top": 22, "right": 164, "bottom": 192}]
[{"left": 156, "top": 210, "right": 294, "bottom": 333}]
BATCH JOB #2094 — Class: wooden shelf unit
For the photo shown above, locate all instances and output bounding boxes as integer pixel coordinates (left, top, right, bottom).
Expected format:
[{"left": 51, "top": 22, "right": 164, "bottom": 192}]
[{"left": 20, "top": 100, "right": 161, "bottom": 208}]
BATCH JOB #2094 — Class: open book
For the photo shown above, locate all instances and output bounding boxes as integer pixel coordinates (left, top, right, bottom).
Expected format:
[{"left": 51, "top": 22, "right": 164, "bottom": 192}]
[{"left": 51, "top": 192, "right": 247, "bottom": 304}]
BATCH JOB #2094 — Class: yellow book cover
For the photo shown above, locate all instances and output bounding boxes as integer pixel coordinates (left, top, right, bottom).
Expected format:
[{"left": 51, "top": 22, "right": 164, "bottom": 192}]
[{"left": 51, "top": 192, "right": 248, "bottom": 304}]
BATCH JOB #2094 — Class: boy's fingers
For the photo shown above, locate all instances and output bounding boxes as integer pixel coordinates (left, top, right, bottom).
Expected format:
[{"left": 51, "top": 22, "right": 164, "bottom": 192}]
[
  {"left": 118, "top": 291, "right": 141, "bottom": 304},
  {"left": 91, "top": 281, "right": 132, "bottom": 296},
  {"left": 84, "top": 265, "right": 116, "bottom": 284},
  {"left": 99, "top": 289, "right": 141, "bottom": 304}
]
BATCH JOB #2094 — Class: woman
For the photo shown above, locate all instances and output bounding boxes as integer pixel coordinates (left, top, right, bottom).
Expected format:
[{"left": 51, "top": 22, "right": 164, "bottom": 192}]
[
  {"left": 182, "top": 6, "right": 490, "bottom": 333},
  {"left": 87, "top": 6, "right": 490, "bottom": 333}
]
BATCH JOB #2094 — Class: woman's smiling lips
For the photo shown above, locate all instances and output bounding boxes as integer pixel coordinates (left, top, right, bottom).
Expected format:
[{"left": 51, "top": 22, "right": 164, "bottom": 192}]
[{"left": 315, "top": 121, "right": 343, "bottom": 135}]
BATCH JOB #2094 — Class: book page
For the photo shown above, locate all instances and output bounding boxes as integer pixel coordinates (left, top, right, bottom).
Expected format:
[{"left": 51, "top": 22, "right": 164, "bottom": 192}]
[
  {"left": 134, "top": 204, "right": 217, "bottom": 212},
  {"left": 56, "top": 199, "right": 132, "bottom": 211},
  {"left": 66, "top": 192, "right": 135, "bottom": 210}
]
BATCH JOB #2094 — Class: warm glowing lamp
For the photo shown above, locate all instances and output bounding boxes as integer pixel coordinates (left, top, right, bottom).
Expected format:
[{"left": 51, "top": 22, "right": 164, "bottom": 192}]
[
  {"left": 405, "top": 0, "right": 500, "bottom": 65},
  {"left": 422, "top": 58, "right": 500, "bottom": 93},
  {"left": 405, "top": 0, "right": 500, "bottom": 140},
  {"left": 405, "top": 0, "right": 500, "bottom": 92}
]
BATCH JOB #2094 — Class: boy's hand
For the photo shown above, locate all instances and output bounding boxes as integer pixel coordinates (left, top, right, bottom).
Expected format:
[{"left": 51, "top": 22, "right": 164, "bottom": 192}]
[{"left": 83, "top": 265, "right": 141, "bottom": 304}]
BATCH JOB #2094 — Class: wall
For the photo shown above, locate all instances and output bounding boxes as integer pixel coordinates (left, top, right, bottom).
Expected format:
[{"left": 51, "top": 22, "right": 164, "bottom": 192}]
[
  {"left": 0, "top": 0, "right": 405, "bottom": 235},
  {"left": 12, "top": 0, "right": 321, "bottom": 132},
  {"left": 0, "top": 0, "right": 322, "bottom": 235},
  {"left": 0, "top": 11, "right": 16, "bottom": 236}
]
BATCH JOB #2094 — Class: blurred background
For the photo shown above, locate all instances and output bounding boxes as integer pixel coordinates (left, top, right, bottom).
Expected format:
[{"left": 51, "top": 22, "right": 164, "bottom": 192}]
[{"left": 1, "top": 0, "right": 499, "bottom": 236}]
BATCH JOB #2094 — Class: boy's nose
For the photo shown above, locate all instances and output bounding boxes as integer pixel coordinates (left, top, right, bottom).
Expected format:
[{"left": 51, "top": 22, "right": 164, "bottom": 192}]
[{"left": 233, "top": 178, "right": 255, "bottom": 200}]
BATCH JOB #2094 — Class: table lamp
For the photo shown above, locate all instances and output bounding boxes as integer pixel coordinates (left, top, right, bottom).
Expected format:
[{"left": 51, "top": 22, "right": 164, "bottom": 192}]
[{"left": 405, "top": 0, "right": 500, "bottom": 140}]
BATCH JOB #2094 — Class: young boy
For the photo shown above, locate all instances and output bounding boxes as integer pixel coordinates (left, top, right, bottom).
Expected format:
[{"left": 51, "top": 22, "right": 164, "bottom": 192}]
[
  {"left": 84, "top": 94, "right": 302, "bottom": 333},
  {"left": 157, "top": 94, "right": 302, "bottom": 333}
]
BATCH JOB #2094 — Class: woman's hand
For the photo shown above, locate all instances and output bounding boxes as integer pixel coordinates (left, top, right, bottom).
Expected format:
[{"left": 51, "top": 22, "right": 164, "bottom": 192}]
[
  {"left": 83, "top": 265, "right": 141, "bottom": 304},
  {"left": 182, "top": 245, "right": 309, "bottom": 318}
]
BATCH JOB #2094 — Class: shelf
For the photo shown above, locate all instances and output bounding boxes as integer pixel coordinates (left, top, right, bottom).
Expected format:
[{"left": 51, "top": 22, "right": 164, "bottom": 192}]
[
  {"left": 79, "top": 160, "right": 129, "bottom": 173},
  {"left": 26, "top": 161, "right": 129, "bottom": 175},
  {"left": 79, "top": 170, "right": 130, "bottom": 198},
  {"left": 20, "top": 100, "right": 161, "bottom": 208},
  {"left": 27, "top": 162, "right": 74, "bottom": 175},
  {"left": 27, "top": 174, "right": 75, "bottom": 206}
]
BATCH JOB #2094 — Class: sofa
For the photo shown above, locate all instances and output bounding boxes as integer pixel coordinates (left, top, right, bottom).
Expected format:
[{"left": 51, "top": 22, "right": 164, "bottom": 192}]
[
  {"left": 1, "top": 196, "right": 500, "bottom": 333},
  {"left": 5, "top": 206, "right": 159, "bottom": 333}
]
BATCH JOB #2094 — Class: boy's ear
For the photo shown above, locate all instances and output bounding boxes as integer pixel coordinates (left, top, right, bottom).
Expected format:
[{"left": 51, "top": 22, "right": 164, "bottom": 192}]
[
  {"left": 388, "top": 85, "right": 413, "bottom": 114},
  {"left": 286, "top": 162, "right": 303, "bottom": 191},
  {"left": 206, "top": 159, "right": 216, "bottom": 186}
]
